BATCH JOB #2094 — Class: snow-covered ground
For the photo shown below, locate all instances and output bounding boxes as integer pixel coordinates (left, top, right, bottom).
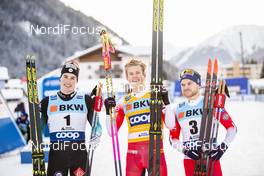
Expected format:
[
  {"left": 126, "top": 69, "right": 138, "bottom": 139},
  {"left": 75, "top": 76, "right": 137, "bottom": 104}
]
[{"left": 0, "top": 100, "right": 264, "bottom": 176}]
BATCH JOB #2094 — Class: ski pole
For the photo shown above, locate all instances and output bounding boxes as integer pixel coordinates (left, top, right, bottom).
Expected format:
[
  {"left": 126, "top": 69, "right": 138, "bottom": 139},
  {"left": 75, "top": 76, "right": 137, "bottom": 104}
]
[
  {"left": 86, "top": 83, "right": 103, "bottom": 176},
  {"left": 100, "top": 29, "right": 122, "bottom": 176},
  {"left": 209, "top": 80, "right": 226, "bottom": 176}
]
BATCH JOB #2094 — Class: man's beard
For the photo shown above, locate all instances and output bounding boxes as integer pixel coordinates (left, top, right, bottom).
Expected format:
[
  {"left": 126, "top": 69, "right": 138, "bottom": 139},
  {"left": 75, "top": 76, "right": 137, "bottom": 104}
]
[{"left": 184, "top": 90, "right": 198, "bottom": 98}]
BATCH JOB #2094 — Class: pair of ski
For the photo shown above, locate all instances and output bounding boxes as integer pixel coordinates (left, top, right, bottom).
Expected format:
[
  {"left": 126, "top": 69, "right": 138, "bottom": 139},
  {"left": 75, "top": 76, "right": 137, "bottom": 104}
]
[
  {"left": 148, "top": 0, "right": 164, "bottom": 175},
  {"left": 194, "top": 58, "right": 227, "bottom": 176},
  {"left": 26, "top": 56, "right": 46, "bottom": 176}
]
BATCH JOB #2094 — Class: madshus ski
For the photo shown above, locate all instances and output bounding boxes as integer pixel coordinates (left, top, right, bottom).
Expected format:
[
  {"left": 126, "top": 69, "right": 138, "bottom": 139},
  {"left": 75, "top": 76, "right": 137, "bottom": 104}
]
[
  {"left": 148, "top": 0, "right": 164, "bottom": 175},
  {"left": 100, "top": 29, "right": 122, "bottom": 176},
  {"left": 26, "top": 55, "right": 46, "bottom": 176},
  {"left": 85, "top": 83, "right": 103, "bottom": 176},
  {"left": 194, "top": 58, "right": 218, "bottom": 176}
]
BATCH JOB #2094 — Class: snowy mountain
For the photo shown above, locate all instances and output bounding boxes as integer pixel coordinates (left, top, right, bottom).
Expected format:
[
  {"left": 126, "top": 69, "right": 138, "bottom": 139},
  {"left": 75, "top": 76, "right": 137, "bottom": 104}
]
[
  {"left": 0, "top": 0, "right": 128, "bottom": 78},
  {"left": 170, "top": 25, "right": 264, "bottom": 69}
]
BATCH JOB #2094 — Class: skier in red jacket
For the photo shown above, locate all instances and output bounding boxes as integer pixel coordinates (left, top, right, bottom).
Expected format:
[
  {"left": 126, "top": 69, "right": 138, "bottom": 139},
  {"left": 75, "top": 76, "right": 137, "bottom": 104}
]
[{"left": 170, "top": 69, "right": 237, "bottom": 176}]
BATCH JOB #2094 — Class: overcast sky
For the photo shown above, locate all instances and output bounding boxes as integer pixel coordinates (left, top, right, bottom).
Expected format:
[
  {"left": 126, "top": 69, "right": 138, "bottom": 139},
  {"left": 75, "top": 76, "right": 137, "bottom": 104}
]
[{"left": 60, "top": 0, "right": 264, "bottom": 47}]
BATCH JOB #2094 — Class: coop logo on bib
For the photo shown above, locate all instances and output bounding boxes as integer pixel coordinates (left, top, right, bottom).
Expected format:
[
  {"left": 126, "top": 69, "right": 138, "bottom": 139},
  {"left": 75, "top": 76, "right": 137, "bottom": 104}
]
[
  {"left": 56, "top": 131, "right": 80, "bottom": 139},
  {"left": 129, "top": 113, "right": 150, "bottom": 127},
  {"left": 50, "top": 131, "right": 85, "bottom": 141}
]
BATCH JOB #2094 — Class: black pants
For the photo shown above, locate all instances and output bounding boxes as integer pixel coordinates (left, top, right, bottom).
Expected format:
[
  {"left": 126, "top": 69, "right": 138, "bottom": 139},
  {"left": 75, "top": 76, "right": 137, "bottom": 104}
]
[{"left": 47, "top": 141, "right": 87, "bottom": 176}]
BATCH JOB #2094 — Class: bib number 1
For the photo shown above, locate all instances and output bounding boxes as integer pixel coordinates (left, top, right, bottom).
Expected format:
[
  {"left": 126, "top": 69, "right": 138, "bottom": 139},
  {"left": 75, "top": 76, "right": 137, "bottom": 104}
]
[{"left": 64, "top": 115, "right": 71, "bottom": 126}]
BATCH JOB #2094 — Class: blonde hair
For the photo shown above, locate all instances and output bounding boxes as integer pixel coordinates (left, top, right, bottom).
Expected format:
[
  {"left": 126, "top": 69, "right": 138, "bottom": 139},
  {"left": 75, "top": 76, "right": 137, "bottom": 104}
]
[{"left": 124, "top": 57, "right": 147, "bottom": 77}]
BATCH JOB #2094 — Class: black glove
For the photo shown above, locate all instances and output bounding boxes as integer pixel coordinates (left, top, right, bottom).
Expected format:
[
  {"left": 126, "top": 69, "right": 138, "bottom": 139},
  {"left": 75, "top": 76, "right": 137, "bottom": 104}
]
[
  {"left": 209, "top": 142, "right": 228, "bottom": 161},
  {"left": 104, "top": 97, "right": 116, "bottom": 115},
  {"left": 183, "top": 148, "right": 201, "bottom": 160},
  {"left": 162, "top": 88, "right": 170, "bottom": 105},
  {"left": 90, "top": 85, "right": 97, "bottom": 97}
]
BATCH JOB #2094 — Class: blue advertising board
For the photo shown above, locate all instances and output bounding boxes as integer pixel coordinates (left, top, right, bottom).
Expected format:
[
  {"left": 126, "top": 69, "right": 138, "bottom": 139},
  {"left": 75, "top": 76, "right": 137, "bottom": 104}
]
[
  {"left": 42, "top": 76, "right": 60, "bottom": 99},
  {"left": 41, "top": 77, "right": 60, "bottom": 137},
  {"left": 174, "top": 77, "right": 249, "bottom": 96}
]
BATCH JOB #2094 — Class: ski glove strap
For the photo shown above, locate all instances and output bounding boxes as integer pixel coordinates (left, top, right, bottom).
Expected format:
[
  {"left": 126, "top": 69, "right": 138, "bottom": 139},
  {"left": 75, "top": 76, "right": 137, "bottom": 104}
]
[
  {"left": 209, "top": 142, "right": 228, "bottom": 161},
  {"left": 94, "top": 96, "right": 103, "bottom": 112}
]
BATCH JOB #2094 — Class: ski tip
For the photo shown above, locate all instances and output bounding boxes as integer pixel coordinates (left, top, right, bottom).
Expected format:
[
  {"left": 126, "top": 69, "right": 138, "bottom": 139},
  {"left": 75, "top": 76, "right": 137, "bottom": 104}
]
[
  {"left": 26, "top": 55, "right": 31, "bottom": 60},
  {"left": 214, "top": 58, "right": 218, "bottom": 74},
  {"left": 25, "top": 55, "right": 32, "bottom": 62},
  {"left": 99, "top": 29, "right": 107, "bottom": 36},
  {"left": 207, "top": 58, "right": 212, "bottom": 73},
  {"left": 25, "top": 54, "right": 36, "bottom": 61}
]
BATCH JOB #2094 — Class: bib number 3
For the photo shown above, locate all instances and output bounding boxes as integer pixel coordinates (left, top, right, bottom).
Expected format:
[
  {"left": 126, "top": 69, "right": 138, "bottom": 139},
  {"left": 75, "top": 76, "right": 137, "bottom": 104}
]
[{"left": 189, "top": 120, "right": 198, "bottom": 134}]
